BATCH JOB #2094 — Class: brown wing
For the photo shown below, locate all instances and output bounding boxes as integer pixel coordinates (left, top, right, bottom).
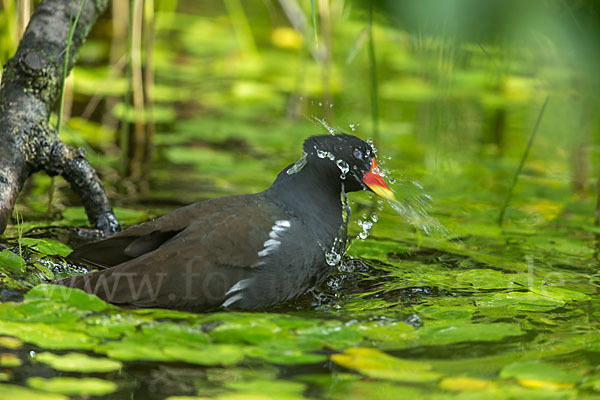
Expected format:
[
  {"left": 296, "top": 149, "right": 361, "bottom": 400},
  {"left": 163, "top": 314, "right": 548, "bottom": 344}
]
[
  {"left": 67, "top": 196, "right": 246, "bottom": 268},
  {"left": 58, "top": 195, "right": 287, "bottom": 311}
]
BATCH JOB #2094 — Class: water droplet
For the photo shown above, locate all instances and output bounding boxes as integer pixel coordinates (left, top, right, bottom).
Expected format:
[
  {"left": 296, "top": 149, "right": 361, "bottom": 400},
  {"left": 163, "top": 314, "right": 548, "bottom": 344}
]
[
  {"left": 316, "top": 149, "right": 327, "bottom": 158},
  {"left": 318, "top": 101, "right": 323, "bottom": 106},
  {"left": 328, "top": 153, "right": 335, "bottom": 161},
  {"left": 287, "top": 153, "right": 307, "bottom": 175},
  {"left": 326, "top": 251, "right": 341, "bottom": 266},
  {"left": 356, "top": 218, "right": 375, "bottom": 240},
  {"left": 389, "top": 177, "right": 396, "bottom": 184},
  {"left": 412, "top": 180, "right": 424, "bottom": 189},
  {"left": 349, "top": 123, "right": 356, "bottom": 131},
  {"left": 370, "top": 213, "right": 378, "bottom": 222},
  {"left": 336, "top": 159, "right": 349, "bottom": 179},
  {"left": 405, "top": 314, "right": 422, "bottom": 327}
]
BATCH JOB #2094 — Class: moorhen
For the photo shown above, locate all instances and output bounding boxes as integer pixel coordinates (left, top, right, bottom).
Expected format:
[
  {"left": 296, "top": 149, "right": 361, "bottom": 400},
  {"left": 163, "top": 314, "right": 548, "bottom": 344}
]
[{"left": 57, "top": 134, "right": 394, "bottom": 311}]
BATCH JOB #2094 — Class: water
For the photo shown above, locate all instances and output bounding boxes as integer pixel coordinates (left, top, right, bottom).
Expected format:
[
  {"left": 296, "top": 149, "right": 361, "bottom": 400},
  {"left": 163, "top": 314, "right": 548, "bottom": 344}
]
[
  {"left": 286, "top": 153, "right": 307, "bottom": 175},
  {"left": 310, "top": 116, "right": 337, "bottom": 135},
  {"left": 1, "top": 124, "right": 598, "bottom": 400},
  {"left": 336, "top": 159, "right": 349, "bottom": 179}
]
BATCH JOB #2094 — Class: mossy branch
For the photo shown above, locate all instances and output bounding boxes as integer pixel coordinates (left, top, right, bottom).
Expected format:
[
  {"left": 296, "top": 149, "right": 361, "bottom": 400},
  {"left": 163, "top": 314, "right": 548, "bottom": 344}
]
[{"left": 0, "top": 0, "right": 119, "bottom": 236}]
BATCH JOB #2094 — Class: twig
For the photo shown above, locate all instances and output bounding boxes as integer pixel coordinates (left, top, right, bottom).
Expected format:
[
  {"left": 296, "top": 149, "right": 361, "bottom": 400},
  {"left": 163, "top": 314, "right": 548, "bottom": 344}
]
[
  {"left": 498, "top": 96, "right": 550, "bottom": 226},
  {"left": 57, "top": 0, "right": 86, "bottom": 134},
  {"left": 368, "top": 2, "right": 379, "bottom": 148},
  {"left": 310, "top": 0, "right": 318, "bottom": 45}
]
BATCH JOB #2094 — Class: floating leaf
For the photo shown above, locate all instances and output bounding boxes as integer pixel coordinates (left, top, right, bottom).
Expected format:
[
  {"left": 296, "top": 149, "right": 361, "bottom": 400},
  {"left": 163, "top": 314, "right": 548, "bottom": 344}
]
[
  {"left": 0, "top": 250, "right": 24, "bottom": 273},
  {"left": 162, "top": 344, "right": 244, "bottom": 366},
  {"left": 530, "top": 286, "right": 591, "bottom": 302},
  {"left": 414, "top": 304, "right": 475, "bottom": 320},
  {"left": 476, "top": 291, "right": 565, "bottom": 312},
  {"left": 0, "top": 320, "right": 97, "bottom": 350},
  {"left": 296, "top": 323, "right": 363, "bottom": 349},
  {"left": 500, "top": 360, "right": 580, "bottom": 389},
  {"left": 27, "top": 377, "right": 117, "bottom": 396},
  {"left": 351, "top": 321, "right": 418, "bottom": 344},
  {"left": 79, "top": 313, "right": 146, "bottom": 339},
  {"left": 98, "top": 327, "right": 240, "bottom": 366},
  {"left": 0, "top": 384, "right": 67, "bottom": 400},
  {"left": 226, "top": 379, "right": 306, "bottom": 400},
  {"left": 440, "top": 377, "right": 495, "bottom": 391},
  {"left": 418, "top": 322, "right": 522, "bottom": 344},
  {"left": 0, "top": 353, "right": 21, "bottom": 367},
  {"left": 209, "top": 317, "right": 283, "bottom": 344},
  {"left": 0, "top": 336, "right": 22, "bottom": 349},
  {"left": 19, "top": 239, "right": 71, "bottom": 257},
  {"left": 34, "top": 352, "right": 122, "bottom": 373},
  {"left": 331, "top": 348, "right": 440, "bottom": 382},
  {"left": 245, "top": 346, "right": 327, "bottom": 365},
  {"left": 25, "top": 285, "right": 112, "bottom": 312}
]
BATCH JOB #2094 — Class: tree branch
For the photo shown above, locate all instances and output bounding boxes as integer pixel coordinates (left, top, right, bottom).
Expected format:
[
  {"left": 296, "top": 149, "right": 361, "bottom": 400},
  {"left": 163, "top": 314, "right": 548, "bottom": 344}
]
[{"left": 0, "top": 0, "right": 120, "bottom": 236}]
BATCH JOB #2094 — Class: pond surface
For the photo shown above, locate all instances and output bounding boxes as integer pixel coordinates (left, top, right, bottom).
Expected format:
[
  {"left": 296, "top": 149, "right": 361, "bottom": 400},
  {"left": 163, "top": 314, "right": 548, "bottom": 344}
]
[
  {"left": 1, "top": 136, "right": 599, "bottom": 399},
  {"left": 1, "top": 2, "right": 600, "bottom": 399}
]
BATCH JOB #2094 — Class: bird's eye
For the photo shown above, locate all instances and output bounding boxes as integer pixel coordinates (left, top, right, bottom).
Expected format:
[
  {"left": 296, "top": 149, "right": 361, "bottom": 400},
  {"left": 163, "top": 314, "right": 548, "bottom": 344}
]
[{"left": 353, "top": 149, "right": 363, "bottom": 160}]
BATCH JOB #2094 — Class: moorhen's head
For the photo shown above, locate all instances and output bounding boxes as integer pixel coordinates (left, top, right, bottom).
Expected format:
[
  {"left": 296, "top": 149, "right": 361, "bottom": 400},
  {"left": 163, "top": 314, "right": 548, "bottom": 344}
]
[{"left": 301, "top": 134, "right": 395, "bottom": 200}]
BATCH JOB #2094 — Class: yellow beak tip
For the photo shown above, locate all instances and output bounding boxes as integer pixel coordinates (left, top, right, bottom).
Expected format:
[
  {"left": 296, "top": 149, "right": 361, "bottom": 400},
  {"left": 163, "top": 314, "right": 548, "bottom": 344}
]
[{"left": 370, "top": 186, "right": 395, "bottom": 201}]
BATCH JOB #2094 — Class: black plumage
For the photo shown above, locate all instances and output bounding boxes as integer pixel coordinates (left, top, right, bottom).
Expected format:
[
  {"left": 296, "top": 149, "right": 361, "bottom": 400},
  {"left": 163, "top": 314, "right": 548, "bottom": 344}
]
[{"left": 57, "top": 134, "right": 394, "bottom": 311}]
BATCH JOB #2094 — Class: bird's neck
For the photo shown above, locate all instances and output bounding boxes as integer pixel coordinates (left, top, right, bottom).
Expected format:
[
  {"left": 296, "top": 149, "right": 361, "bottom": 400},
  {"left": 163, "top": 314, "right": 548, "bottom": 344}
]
[{"left": 266, "top": 162, "right": 346, "bottom": 236}]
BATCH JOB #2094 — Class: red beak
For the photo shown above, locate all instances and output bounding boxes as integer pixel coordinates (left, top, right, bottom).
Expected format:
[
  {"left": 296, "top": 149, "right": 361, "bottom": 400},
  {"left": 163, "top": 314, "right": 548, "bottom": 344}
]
[{"left": 362, "top": 157, "right": 395, "bottom": 201}]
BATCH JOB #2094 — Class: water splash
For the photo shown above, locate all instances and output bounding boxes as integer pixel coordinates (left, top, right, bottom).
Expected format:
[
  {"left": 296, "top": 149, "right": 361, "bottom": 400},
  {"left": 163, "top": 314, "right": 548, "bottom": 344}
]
[
  {"left": 336, "top": 159, "right": 349, "bottom": 179},
  {"left": 387, "top": 178, "right": 449, "bottom": 236},
  {"left": 356, "top": 220, "right": 373, "bottom": 239},
  {"left": 366, "top": 140, "right": 448, "bottom": 237},
  {"left": 287, "top": 153, "right": 307, "bottom": 175},
  {"left": 315, "top": 147, "right": 336, "bottom": 161},
  {"left": 325, "top": 251, "right": 342, "bottom": 266},
  {"left": 325, "top": 183, "right": 351, "bottom": 267},
  {"left": 355, "top": 213, "right": 378, "bottom": 240},
  {"left": 310, "top": 116, "right": 337, "bottom": 135}
]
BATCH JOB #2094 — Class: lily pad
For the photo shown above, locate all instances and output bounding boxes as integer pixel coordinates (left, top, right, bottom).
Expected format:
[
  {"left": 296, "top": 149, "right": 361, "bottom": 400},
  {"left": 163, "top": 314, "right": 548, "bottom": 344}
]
[
  {"left": 414, "top": 304, "right": 476, "bottom": 320},
  {"left": 225, "top": 379, "right": 307, "bottom": 400},
  {"left": 0, "top": 250, "right": 24, "bottom": 273},
  {"left": 0, "top": 353, "right": 21, "bottom": 367},
  {"left": 351, "top": 320, "right": 418, "bottom": 344},
  {"left": 0, "top": 384, "right": 67, "bottom": 400},
  {"left": 33, "top": 352, "right": 122, "bottom": 373},
  {"left": 331, "top": 348, "right": 441, "bottom": 382},
  {"left": 162, "top": 344, "right": 244, "bottom": 366},
  {"left": 245, "top": 346, "right": 327, "bottom": 365},
  {"left": 0, "top": 336, "right": 22, "bottom": 349},
  {"left": 476, "top": 291, "right": 565, "bottom": 312},
  {"left": 439, "top": 376, "right": 495, "bottom": 391},
  {"left": 0, "top": 320, "right": 97, "bottom": 350},
  {"left": 208, "top": 317, "right": 283, "bottom": 344},
  {"left": 530, "top": 286, "right": 592, "bottom": 302},
  {"left": 25, "top": 285, "right": 112, "bottom": 313},
  {"left": 27, "top": 377, "right": 117, "bottom": 396},
  {"left": 19, "top": 239, "right": 71, "bottom": 257},
  {"left": 296, "top": 323, "right": 363, "bottom": 349},
  {"left": 500, "top": 360, "right": 580, "bottom": 389},
  {"left": 418, "top": 321, "right": 522, "bottom": 344}
]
